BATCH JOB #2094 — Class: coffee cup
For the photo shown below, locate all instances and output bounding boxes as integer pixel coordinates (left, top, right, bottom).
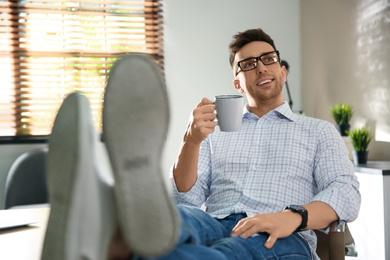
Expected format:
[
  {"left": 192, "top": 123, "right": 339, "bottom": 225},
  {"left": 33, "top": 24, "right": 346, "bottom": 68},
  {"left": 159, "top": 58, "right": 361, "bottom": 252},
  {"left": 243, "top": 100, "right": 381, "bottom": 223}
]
[{"left": 214, "top": 95, "right": 243, "bottom": 132}]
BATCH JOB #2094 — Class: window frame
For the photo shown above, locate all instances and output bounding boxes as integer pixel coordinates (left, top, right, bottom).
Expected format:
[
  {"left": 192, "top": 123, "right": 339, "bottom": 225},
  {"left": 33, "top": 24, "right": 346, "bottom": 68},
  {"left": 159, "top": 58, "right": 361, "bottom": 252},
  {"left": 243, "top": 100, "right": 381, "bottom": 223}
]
[{"left": 0, "top": 0, "right": 164, "bottom": 144}]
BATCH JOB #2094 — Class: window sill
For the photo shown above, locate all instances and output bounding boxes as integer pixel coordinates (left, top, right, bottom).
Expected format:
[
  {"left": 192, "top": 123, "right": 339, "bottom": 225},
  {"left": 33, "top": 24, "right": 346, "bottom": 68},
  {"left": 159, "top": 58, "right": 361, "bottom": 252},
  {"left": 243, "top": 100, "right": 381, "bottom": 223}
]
[{"left": 0, "top": 136, "right": 49, "bottom": 144}]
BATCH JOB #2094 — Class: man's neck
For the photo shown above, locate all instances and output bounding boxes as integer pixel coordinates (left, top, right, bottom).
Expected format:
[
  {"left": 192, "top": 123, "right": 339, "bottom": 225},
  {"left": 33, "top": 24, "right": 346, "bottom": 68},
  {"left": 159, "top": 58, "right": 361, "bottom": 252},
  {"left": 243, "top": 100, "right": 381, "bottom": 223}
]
[{"left": 247, "top": 100, "right": 284, "bottom": 118}]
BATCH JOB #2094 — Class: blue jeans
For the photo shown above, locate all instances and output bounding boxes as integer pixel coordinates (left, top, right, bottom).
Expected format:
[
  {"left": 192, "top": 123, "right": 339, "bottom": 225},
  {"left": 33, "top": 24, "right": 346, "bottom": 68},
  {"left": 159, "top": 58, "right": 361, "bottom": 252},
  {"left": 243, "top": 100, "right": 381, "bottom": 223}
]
[{"left": 134, "top": 205, "right": 311, "bottom": 260}]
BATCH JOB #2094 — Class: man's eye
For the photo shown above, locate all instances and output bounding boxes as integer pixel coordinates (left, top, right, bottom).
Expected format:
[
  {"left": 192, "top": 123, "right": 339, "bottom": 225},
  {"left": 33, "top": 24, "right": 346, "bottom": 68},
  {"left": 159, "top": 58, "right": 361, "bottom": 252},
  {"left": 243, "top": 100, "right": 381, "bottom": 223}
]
[
  {"left": 262, "top": 55, "right": 277, "bottom": 63},
  {"left": 243, "top": 61, "right": 255, "bottom": 68}
]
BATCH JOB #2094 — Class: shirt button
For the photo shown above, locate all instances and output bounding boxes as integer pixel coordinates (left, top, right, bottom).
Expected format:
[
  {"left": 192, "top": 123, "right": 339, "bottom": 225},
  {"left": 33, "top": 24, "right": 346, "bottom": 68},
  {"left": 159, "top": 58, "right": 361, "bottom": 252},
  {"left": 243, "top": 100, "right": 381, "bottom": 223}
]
[{"left": 252, "top": 165, "right": 256, "bottom": 170}]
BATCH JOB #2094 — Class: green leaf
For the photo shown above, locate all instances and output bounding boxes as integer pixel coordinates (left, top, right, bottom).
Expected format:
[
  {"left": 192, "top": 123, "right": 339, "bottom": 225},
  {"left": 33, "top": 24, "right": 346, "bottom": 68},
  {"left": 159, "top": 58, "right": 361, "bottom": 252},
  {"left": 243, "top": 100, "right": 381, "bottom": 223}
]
[
  {"left": 347, "top": 126, "right": 373, "bottom": 151},
  {"left": 329, "top": 103, "right": 353, "bottom": 125}
]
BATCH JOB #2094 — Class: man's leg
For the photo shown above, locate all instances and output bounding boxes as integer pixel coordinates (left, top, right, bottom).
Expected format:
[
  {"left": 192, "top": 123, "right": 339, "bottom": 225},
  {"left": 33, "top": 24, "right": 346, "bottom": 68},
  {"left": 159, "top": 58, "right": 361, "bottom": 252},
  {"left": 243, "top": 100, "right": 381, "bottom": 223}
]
[
  {"left": 209, "top": 231, "right": 311, "bottom": 260},
  {"left": 103, "top": 54, "right": 180, "bottom": 257},
  {"left": 132, "top": 205, "right": 230, "bottom": 260},
  {"left": 191, "top": 212, "right": 311, "bottom": 260},
  {"left": 176, "top": 205, "right": 231, "bottom": 245},
  {"left": 42, "top": 92, "right": 117, "bottom": 260},
  {"left": 148, "top": 209, "right": 311, "bottom": 260}
]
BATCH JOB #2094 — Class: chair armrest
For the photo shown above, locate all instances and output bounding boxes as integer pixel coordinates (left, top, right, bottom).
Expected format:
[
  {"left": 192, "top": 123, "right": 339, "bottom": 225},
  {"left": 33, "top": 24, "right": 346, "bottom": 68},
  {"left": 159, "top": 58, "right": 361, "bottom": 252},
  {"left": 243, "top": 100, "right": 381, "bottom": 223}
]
[
  {"left": 328, "top": 221, "right": 346, "bottom": 260},
  {"left": 321, "top": 221, "right": 358, "bottom": 258},
  {"left": 329, "top": 220, "right": 345, "bottom": 232},
  {"left": 344, "top": 223, "right": 358, "bottom": 257}
]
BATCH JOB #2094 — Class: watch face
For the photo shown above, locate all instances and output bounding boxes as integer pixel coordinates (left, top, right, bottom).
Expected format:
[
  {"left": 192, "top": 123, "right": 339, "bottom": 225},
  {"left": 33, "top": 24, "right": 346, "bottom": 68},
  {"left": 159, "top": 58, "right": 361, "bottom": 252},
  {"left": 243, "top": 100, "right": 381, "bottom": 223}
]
[{"left": 290, "top": 205, "right": 305, "bottom": 213}]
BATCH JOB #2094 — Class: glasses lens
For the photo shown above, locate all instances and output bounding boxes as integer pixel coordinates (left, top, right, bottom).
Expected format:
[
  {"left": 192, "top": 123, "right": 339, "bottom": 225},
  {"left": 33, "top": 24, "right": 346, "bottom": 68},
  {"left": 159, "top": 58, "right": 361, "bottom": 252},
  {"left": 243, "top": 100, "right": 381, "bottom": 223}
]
[
  {"left": 260, "top": 52, "right": 279, "bottom": 65},
  {"left": 239, "top": 58, "right": 257, "bottom": 72}
]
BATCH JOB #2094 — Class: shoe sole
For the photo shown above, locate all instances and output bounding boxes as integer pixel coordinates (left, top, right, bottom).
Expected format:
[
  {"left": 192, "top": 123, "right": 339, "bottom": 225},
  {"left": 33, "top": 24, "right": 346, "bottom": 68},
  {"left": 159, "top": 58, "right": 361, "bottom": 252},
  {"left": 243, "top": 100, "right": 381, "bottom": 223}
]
[
  {"left": 42, "top": 92, "right": 85, "bottom": 260},
  {"left": 42, "top": 92, "right": 116, "bottom": 260},
  {"left": 102, "top": 54, "right": 180, "bottom": 257}
]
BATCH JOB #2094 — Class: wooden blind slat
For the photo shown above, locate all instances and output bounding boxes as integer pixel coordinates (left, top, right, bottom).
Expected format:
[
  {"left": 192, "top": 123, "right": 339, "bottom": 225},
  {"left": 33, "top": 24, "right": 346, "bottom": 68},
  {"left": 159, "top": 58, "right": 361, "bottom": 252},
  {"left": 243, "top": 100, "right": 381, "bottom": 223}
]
[
  {"left": 0, "top": 0, "right": 161, "bottom": 6},
  {"left": 0, "top": 0, "right": 163, "bottom": 137}
]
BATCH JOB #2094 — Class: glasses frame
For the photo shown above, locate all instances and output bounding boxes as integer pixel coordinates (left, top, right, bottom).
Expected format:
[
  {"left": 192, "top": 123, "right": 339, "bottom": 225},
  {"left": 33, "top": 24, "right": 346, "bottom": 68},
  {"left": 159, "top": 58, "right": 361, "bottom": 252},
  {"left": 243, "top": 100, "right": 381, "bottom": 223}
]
[{"left": 236, "top": 50, "right": 280, "bottom": 75}]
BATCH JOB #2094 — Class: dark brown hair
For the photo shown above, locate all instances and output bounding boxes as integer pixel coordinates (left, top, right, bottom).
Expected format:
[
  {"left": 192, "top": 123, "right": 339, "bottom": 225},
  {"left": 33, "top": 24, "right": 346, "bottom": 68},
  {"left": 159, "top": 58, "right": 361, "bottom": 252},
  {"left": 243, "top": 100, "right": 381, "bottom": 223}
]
[{"left": 228, "top": 28, "right": 277, "bottom": 68}]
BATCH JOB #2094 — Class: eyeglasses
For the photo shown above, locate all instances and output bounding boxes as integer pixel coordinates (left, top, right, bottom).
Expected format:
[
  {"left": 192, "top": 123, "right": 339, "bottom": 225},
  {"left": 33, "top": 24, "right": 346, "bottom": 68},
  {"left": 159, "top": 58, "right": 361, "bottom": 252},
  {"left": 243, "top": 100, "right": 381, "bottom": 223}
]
[{"left": 236, "top": 50, "right": 280, "bottom": 75}]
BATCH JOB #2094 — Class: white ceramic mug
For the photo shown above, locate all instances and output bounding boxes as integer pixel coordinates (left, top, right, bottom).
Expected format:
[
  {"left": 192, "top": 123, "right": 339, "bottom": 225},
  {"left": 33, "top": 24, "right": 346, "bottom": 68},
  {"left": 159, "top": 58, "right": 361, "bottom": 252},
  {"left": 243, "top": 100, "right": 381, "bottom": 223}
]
[{"left": 214, "top": 95, "right": 243, "bottom": 132}]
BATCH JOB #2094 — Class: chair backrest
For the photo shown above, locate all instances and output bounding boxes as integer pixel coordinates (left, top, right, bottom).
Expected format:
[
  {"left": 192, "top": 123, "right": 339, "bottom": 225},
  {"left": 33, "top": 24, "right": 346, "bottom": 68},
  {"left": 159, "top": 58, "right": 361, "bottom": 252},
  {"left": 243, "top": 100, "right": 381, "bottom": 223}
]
[{"left": 4, "top": 147, "right": 49, "bottom": 209}]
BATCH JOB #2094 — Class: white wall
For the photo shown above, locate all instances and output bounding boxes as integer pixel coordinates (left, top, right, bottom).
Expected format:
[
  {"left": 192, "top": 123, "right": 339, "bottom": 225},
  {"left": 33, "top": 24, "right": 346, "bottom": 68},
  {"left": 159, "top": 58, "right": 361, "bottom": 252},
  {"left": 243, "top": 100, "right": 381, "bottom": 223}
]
[
  {"left": 162, "top": 0, "right": 301, "bottom": 174},
  {"left": 301, "top": 0, "right": 390, "bottom": 161}
]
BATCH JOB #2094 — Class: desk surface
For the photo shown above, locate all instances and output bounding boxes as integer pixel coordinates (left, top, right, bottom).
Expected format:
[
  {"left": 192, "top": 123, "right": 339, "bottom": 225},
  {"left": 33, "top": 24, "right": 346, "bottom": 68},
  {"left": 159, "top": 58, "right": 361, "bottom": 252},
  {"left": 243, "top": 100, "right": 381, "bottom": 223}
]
[
  {"left": 0, "top": 206, "right": 50, "bottom": 260},
  {"left": 354, "top": 161, "right": 390, "bottom": 175}
]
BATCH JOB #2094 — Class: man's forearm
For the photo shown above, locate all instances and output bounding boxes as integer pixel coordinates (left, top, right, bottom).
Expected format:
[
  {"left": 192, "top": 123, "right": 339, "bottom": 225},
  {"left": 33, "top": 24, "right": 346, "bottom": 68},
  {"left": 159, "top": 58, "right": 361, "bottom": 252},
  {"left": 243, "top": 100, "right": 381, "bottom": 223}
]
[
  {"left": 304, "top": 201, "right": 338, "bottom": 230},
  {"left": 173, "top": 97, "right": 216, "bottom": 192},
  {"left": 173, "top": 140, "right": 201, "bottom": 192}
]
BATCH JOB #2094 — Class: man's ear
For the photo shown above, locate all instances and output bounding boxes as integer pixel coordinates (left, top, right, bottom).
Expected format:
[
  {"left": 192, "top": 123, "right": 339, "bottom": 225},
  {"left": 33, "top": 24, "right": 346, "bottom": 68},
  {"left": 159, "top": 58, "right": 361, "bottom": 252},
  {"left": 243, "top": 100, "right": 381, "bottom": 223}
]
[
  {"left": 281, "top": 65, "right": 287, "bottom": 83},
  {"left": 233, "top": 80, "right": 244, "bottom": 93}
]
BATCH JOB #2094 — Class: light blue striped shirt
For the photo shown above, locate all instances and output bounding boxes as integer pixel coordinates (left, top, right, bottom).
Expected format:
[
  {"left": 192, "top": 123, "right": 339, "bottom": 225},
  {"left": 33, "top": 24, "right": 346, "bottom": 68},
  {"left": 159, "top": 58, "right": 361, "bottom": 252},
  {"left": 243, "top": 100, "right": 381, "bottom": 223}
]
[{"left": 171, "top": 102, "right": 361, "bottom": 259}]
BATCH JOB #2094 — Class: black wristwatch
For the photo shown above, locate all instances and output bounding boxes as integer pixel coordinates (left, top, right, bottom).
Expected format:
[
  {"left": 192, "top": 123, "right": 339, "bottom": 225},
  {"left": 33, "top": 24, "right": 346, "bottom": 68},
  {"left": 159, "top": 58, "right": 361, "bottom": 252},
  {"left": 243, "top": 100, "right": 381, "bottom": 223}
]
[{"left": 284, "top": 205, "right": 308, "bottom": 232}]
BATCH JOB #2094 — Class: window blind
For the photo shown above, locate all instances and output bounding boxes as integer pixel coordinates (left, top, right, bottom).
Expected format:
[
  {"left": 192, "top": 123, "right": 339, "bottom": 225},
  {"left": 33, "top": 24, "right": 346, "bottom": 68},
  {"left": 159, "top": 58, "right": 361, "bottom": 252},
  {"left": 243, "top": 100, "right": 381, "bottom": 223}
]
[{"left": 0, "top": 0, "right": 163, "bottom": 137}]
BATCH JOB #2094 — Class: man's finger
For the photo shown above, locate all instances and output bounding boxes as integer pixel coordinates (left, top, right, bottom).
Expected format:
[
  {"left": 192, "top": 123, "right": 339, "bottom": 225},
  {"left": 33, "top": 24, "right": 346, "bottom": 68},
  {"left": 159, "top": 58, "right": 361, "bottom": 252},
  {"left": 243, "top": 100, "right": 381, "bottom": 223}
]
[
  {"left": 264, "top": 235, "right": 277, "bottom": 249},
  {"left": 231, "top": 219, "right": 255, "bottom": 238},
  {"left": 197, "top": 97, "right": 214, "bottom": 107}
]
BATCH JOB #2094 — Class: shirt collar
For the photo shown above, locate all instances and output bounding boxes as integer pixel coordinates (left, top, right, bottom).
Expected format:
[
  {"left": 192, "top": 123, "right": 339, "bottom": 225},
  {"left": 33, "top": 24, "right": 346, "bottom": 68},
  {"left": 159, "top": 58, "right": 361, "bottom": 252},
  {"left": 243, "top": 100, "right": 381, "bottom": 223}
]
[{"left": 243, "top": 101, "right": 298, "bottom": 122}]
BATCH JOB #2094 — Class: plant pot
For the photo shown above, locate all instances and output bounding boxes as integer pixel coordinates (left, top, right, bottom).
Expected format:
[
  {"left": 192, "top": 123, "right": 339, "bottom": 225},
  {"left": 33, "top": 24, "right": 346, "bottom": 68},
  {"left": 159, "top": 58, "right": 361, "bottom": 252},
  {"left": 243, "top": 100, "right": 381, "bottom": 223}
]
[
  {"left": 352, "top": 150, "right": 368, "bottom": 166},
  {"left": 337, "top": 124, "right": 350, "bottom": 136}
]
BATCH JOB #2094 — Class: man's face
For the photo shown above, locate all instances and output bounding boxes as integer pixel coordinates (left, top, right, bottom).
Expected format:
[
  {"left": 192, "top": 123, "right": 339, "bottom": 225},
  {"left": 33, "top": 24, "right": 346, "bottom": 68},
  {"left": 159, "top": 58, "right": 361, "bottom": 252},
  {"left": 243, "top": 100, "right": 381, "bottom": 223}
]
[{"left": 233, "top": 41, "right": 286, "bottom": 107}]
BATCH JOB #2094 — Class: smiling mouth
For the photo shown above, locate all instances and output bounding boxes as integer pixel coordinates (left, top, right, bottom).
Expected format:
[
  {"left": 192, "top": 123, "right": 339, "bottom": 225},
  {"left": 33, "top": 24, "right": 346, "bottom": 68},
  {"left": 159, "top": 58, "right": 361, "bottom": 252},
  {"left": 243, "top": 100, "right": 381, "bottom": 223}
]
[{"left": 257, "top": 79, "right": 273, "bottom": 86}]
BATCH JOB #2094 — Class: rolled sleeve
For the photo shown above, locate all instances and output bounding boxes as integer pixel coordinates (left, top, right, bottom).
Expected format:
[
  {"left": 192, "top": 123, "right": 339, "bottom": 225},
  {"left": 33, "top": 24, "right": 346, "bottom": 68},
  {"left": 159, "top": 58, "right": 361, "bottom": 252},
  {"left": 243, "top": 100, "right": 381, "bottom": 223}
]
[
  {"left": 312, "top": 122, "right": 361, "bottom": 222},
  {"left": 169, "top": 138, "right": 212, "bottom": 208}
]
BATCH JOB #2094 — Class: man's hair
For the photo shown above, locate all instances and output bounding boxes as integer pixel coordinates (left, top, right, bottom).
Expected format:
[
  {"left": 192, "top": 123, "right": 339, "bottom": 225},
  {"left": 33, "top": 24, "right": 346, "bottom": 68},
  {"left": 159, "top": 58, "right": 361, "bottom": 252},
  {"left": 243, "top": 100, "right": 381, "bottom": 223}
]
[{"left": 228, "top": 28, "right": 277, "bottom": 68}]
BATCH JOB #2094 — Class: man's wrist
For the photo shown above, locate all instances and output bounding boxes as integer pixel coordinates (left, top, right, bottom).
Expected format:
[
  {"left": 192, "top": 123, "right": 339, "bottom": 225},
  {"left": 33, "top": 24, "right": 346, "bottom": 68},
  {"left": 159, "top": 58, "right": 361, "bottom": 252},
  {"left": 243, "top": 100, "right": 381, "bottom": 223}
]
[{"left": 284, "top": 205, "right": 308, "bottom": 232}]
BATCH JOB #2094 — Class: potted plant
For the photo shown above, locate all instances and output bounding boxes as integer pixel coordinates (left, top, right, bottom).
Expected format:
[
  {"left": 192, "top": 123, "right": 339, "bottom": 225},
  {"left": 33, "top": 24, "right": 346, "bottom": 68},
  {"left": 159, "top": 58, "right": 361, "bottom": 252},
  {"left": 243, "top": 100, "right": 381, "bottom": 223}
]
[
  {"left": 330, "top": 103, "right": 353, "bottom": 136},
  {"left": 347, "top": 126, "right": 373, "bottom": 165}
]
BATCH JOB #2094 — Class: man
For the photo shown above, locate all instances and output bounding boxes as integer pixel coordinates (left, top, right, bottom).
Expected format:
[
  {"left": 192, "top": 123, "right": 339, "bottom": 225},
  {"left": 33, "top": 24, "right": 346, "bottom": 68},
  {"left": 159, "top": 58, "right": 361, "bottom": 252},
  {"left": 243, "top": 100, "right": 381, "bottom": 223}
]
[
  {"left": 43, "top": 28, "right": 360, "bottom": 260},
  {"left": 169, "top": 28, "right": 361, "bottom": 259}
]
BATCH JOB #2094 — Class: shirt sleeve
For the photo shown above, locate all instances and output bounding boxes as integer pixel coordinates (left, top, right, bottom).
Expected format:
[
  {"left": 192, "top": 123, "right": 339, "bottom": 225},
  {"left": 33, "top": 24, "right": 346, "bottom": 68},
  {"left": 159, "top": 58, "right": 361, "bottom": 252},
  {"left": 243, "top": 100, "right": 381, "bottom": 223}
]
[
  {"left": 170, "top": 137, "right": 212, "bottom": 208},
  {"left": 311, "top": 121, "right": 361, "bottom": 222}
]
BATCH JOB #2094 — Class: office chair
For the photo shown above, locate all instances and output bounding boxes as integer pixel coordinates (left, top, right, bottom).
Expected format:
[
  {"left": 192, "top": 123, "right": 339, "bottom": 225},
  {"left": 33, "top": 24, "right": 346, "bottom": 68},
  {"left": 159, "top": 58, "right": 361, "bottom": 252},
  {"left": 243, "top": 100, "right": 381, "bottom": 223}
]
[
  {"left": 4, "top": 147, "right": 49, "bottom": 209},
  {"left": 315, "top": 221, "right": 357, "bottom": 260}
]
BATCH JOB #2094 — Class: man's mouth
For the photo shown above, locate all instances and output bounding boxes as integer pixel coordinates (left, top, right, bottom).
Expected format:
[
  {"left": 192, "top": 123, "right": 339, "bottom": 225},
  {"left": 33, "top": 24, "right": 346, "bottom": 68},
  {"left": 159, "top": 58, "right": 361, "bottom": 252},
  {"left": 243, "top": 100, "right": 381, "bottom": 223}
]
[{"left": 257, "top": 79, "right": 273, "bottom": 86}]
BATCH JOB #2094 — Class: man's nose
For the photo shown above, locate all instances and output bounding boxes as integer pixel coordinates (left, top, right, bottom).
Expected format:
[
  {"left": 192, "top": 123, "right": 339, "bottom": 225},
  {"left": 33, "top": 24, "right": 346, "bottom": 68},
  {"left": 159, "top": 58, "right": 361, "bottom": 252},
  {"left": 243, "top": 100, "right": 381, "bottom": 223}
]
[{"left": 256, "top": 61, "right": 268, "bottom": 73}]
